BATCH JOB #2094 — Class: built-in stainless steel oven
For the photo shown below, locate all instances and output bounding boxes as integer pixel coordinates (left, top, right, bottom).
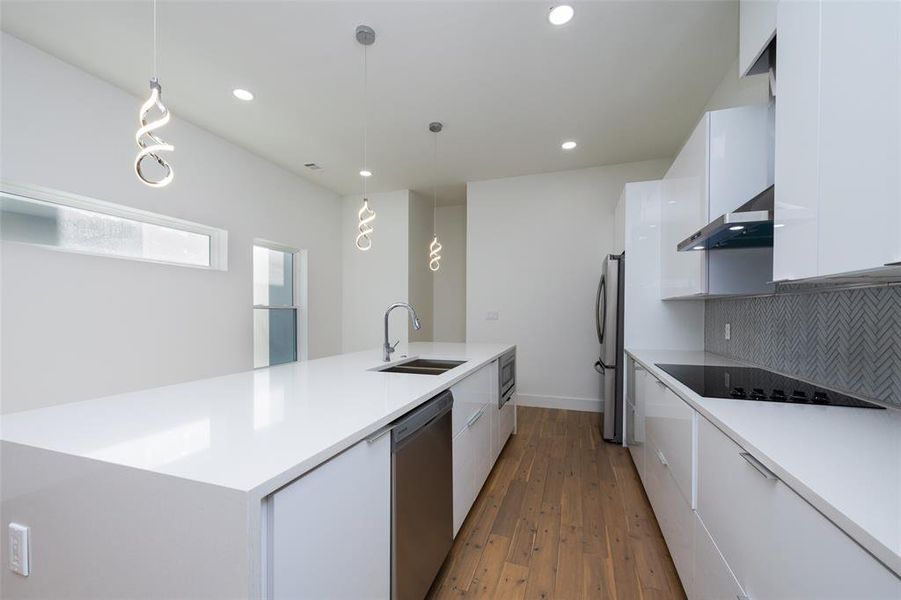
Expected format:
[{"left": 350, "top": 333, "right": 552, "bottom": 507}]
[{"left": 499, "top": 349, "right": 515, "bottom": 408}]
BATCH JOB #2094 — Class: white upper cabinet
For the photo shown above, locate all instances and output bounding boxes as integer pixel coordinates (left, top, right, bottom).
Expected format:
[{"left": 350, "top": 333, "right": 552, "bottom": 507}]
[
  {"left": 660, "top": 115, "right": 709, "bottom": 298},
  {"left": 818, "top": 0, "right": 901, "bottom": 275},
  {"left": 775, "top": 0, "right": 901, "bottom": 281},
  {"left": 660, "top": 105, "right": 775, "bottom": 299},
  {"left": 739, "top": 0, "right": 777, "bottom": 77},
  {"left": 773, "top": 0, "right": 820, "bottom": 281}
]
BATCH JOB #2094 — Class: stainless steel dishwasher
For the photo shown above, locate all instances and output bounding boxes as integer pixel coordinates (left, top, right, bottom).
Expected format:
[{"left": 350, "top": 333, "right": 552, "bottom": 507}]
[{"left": 392, "top": 389, "right": 453, "bottom": 600}]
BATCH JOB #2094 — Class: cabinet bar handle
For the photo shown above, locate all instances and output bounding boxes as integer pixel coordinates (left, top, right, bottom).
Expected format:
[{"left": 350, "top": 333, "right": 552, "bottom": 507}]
[
  {"left": 740, "top": 452, "right": 778, "bottom": 481},
  {"left": 467, "top": 408, "right": 485, "bottom": 428},
  {"left": 366, "top": 428, "right": 391, "bottom": 444},
  {"left": 656, "top": 449, "right": 668, "bottom": 466}
]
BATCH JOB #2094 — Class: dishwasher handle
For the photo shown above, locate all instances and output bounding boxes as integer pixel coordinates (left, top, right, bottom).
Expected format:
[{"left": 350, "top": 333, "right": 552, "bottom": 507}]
[{"left": 392, "top": 390, "right": 454, "bottom": 447}]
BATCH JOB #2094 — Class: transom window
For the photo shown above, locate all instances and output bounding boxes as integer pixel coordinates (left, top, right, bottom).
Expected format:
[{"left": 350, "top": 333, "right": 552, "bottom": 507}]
[{"left": 0, "top": 182, "right": 227, "bottom": 270}]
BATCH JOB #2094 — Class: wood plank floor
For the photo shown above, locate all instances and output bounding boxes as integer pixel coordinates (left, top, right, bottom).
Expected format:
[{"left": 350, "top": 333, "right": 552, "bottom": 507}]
[{"left": 428, "top": 406, "right": 686, "bottom": 600}]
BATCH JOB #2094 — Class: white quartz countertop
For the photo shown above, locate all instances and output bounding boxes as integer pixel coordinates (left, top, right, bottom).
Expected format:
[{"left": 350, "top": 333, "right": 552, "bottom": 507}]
[
  {"left": 0, "top": 342, "right": 514, "bottom": 497},
  {"left": 626, "top": 348, "right": 901, "bottom": 579}
]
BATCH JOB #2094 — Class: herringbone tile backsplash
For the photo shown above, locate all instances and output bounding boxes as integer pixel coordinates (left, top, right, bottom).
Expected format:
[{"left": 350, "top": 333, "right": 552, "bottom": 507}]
[{"left": 705, "top": 286, "right": 901, "bottom": 407}]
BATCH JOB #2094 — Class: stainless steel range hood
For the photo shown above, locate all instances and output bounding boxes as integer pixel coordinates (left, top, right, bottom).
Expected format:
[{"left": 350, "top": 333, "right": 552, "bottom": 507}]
[{"left": 677, "top": 185, "right": 774, "bottom": 252}]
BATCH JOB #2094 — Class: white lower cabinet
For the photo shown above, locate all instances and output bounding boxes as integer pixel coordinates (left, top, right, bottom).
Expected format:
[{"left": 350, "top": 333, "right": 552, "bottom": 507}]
[
  {"left": 697, "top": 418, "right": 901, "bottom": 599},
  {"left": 451, "top": 361, "right": 494, "bottom": 435},
  {"left": 268, "top": 433, "right": 391, "bottom": 600},
  {"left": 645, "top": 433, "right": 695, "bottom": 598},
  {"left": 494, "top": 396, "right": 515, "bottom": 462},
  {"left": 452, "top": 400, "right": 492, "bottom": 536},
  {"left": 644, "top": 375, "right": 695, "bottom": 506},
  {"left": 692, "top": 513, "right": 744, "bottom": 600},
  {"left": 452, "top": 358, "right": 511, "bottom": 535},
  {"left": 630, "top": 361, "right": 901, "bottom": 600},
  {"left": 627, "top": 365, "right": 649, "bottom": 484}
]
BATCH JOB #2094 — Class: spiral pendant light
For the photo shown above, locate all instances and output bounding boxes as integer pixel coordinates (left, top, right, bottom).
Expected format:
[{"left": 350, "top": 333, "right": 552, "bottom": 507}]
[
  {"left": 429, "top": 122, "right": 443, "bottom": 272},
  {"left": 354, "top": 25, "right": 376, "bottom": 251},
  {"left": 135, "top": 0, "right": 174, "bottom": 188}
]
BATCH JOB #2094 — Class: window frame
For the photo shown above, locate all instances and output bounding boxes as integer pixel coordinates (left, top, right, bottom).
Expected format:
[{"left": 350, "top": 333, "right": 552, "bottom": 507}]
[
  {"left": 0, "top": 180, "right": 228, "bottom": 271},
  {"left": 252, "top": 239, "right": 308, "bottom": 368}
]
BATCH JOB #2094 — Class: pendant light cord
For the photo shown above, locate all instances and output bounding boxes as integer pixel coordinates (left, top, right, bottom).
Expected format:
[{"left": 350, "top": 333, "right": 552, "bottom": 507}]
[
  {"left": 361, "top": 43, "right": 368, "bottom": 199},
  {"left": 152, "top": 0, "right": 158, "bottom": 79},
  {"left": 433, "top": 131, "right": 438, "bottom": 236}
]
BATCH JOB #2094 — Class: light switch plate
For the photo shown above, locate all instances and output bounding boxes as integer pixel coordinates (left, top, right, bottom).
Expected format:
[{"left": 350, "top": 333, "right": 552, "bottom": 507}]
[
  {"left": 8, "top": 523, "right": 29, "bottom": 576},
  {"left": 486, "top": 311, "right": 499, "bottom": 321}
]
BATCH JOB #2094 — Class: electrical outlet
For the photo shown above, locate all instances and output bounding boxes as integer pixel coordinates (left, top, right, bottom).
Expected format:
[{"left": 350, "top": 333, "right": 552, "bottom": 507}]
[
  {"left": 8, "top": 523, "right": 29, "bottom": 576},
  {"left": 486, "top": 311, "right": 499, "bottom": 321},
  {"left": 725, "top": 323, "right": 731, "bottom": 341}
]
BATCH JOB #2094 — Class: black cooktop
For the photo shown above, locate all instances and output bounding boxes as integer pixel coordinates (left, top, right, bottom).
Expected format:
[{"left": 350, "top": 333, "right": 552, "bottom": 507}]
[{"left": 654, "top": 364, "right": 884, "bottom": 409}]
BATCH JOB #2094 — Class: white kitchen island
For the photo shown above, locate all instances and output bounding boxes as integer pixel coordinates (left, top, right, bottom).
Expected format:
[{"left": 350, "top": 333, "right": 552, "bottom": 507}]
[{"left": 0, "top": 342, "right": 515, "bottom": 599}]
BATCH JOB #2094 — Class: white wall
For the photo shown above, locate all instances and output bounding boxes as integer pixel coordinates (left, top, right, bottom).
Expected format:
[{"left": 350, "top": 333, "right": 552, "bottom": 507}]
[
  {"left": 467, "top": 160, "right": 669, "bottom": 412},
  {"left": 433, "top": 205, "right": 467, "bottom": 342},
  {"left": 341, "top": 190, "right": 410, "bottom": 353},
  {"left": 408, "top": 191, "right": 434, "bottom": 342},
  {"left": 0, "top": 34, "right": 344, "bottom": 414}
]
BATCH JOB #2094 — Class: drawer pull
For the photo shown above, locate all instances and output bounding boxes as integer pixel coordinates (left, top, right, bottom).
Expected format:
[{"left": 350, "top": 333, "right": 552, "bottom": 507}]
[
  {"left": 655, "top": 449, "right": 668, "bottom": 466},
  {"left": 366, "top": 428, "right": 391, "bottom": 444},
  {"left": 467, "top": 408, "right": 485, "bottom": 428},
  {"left": 740, "top": 452, "right": 778, "bottom": 481}
]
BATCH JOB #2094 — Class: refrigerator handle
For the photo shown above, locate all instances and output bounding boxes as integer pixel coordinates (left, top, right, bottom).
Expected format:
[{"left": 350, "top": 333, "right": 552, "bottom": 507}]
[{"left": 596, "top": 273, "right": 606, "bottom": 345}]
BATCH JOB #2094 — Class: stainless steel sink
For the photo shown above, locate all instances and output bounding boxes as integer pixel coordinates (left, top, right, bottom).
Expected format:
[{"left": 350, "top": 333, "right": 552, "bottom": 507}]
[{"left": 378, "top": 359, "right": 466, "bottom": 375}]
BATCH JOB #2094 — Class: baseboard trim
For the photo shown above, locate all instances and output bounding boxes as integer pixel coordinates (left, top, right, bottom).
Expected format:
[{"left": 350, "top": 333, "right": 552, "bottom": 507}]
[{"left": 515, "top": 393, "right": 603, "bottom": 413}]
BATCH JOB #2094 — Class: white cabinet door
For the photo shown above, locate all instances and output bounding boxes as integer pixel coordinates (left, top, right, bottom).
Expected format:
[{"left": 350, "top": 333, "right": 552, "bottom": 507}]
[
  {"left": 495, "top": 398, "right": 515, "bottom": 462},
  {"left": 451, "top": 362, "right": 493, "bottom": 437},
  {"left": 644, "top": 434, "right": 694, "bottom": 598},
  {"left": 625, "top": 364, "right": 647, "bottom": 485},
  {"left": 660, "top": 115, "right": 709, "bottom": 299},
  {"left": 817, "top": 0, "right": 901, "bottom": 276},
  {"left": 452, "top": 401, "right": 492, "bottom": 536},
  {"left": 776, "top": 0, "right": 901, "bottom": 280},
  {"left": 739, "top": 0, "right": 777, "bottom": 76},
  {"left": 269, "top": 433, "right": 390, "bottom": 600},
  {"left": 774, "top": 0, "right": 821, "bottom": 282},
  {"left": 644, "top": 376, "right": 694, "bottom": 507},
  {"left": 697, "top": 418, "right": 901, "bottom": 599},
  {"left": 692, "top": 513, "right": 745, "bottom": 600}
]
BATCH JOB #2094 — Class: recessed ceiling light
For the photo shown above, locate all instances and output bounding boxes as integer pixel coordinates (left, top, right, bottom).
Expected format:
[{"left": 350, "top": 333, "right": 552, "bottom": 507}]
[
  {"left": 359, "top": 170, "right": 372, "bottom": 178},
  {"left": 232, "top": 88, "right": 254, "bottom": 101},
  {"left": 728, "top": 225, "right": 745, "bottom": 231},
  {"left": 693, "top": 245, "right": 705, "bottom": 251},
  {"left": 548, "top": 5, "right": 574, "bottom": 25},
  {"left": 561, "top": 140, "right": 577, "bottom": 150}
]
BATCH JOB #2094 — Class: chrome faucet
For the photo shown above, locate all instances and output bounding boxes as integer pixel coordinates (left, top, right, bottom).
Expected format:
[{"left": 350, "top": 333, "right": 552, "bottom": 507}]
[{"left": 384, "top": 302, "right": 422, "bottom": 361}]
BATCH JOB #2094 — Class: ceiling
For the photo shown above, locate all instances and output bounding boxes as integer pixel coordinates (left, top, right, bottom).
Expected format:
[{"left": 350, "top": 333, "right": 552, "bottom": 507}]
[{"left": 0, "top": 1, "right": 739, "bottom": 204}]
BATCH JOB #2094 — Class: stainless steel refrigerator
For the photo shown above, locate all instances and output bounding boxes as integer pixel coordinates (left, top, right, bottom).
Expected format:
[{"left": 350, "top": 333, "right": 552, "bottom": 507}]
[{"left": 595, "top": 253, "right": 625, "bottom": 443}]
